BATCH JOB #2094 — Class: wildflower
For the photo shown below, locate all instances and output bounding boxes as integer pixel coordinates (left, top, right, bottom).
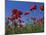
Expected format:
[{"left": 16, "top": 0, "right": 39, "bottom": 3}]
[
  {"left": 12, "top": 9, "right": 18, "bottom": 15},
  {"left": 30, "top": 5, "right": 36, "bottom": 11},
  {"left": 40, "top": 5, "right": 44, "bottom": 11},
  {"left": 12, "top": 9, "right": 23, "bottom": 19}
]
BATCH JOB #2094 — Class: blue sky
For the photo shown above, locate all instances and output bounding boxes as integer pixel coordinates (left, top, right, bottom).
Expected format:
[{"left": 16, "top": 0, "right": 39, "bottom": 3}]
[{"left": 5, "top": 1, "right": 44, "bottom": 23}]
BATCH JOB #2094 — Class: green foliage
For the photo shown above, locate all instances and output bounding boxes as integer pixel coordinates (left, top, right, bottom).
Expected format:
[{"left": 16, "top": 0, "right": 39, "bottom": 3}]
[{"left": 5, "top": 22, "right": 44, "bottom": 35}]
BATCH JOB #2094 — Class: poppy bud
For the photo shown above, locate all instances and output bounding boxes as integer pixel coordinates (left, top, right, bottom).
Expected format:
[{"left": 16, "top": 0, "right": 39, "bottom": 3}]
[{"left": 24, "top": 12, "right": 30, "bottom": 15}]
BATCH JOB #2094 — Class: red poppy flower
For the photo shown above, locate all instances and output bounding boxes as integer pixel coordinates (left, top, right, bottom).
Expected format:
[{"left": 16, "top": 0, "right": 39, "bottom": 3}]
[
  {"left": 12, "top": 9, "right": 23, "bottom": 15},
  {"left": 12, "top": 9, "right": 18, "bottom": 15},
  {"left": 24, "top": 12, "right": 30, "bottom": 15},
  {"left": 15, "top": 11, "right": 21, "bottom": 19},
  {"left": 30, "top": 5, "right": 36, "bottom": 10},
  {"left": 12, "top": 9, "right": 23, "bottom": 19},
  {"left": 40, "top": 5, "right": 44, "bottom": 11}
]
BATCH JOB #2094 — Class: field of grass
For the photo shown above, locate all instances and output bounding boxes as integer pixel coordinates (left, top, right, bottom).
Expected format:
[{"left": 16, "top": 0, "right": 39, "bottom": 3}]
[{"left": 5, "top": 21, "right": 44, "bottom": 35}]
